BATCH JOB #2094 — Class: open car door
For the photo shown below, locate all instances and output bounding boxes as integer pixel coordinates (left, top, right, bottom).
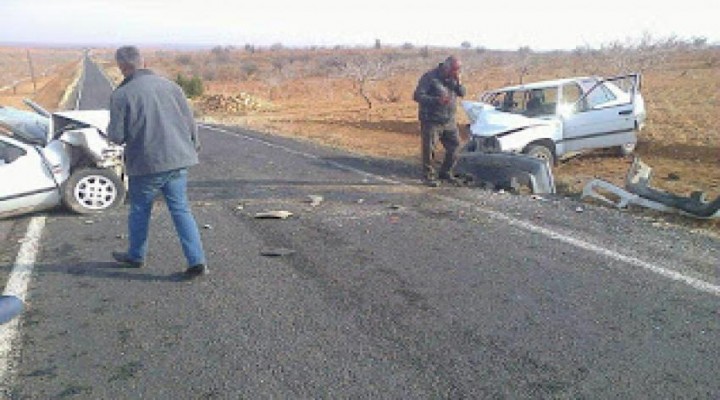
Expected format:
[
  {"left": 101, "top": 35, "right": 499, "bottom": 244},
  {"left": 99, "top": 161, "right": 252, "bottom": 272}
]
[{"left": 561, "top": 74, "right": 641, "bottom": 153}]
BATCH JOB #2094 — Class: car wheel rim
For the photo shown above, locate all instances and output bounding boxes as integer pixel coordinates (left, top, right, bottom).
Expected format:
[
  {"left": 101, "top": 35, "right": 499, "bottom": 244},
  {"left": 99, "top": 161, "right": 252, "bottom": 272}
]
[{"left": 74, "top": 175, "right": 118, "bottom": 210}]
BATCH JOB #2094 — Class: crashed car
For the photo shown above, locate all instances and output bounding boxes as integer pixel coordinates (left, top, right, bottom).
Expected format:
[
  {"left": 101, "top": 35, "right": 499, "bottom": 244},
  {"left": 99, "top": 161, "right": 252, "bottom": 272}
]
[
  {"left": 0, "top": 102, "right": 125, "bottom": 218},
  {"left": 461, "top": 73, "right": 646, "bottom": 164}
]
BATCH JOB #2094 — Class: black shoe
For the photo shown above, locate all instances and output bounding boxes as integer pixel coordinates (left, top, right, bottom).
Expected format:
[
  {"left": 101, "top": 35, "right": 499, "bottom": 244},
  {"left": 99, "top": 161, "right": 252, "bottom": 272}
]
[
  {"left": 185, "top": 264, "right": 209, "bottom": 277},
  {"left": 112, "top": 251, "right": 144, "bottom": 268},
  {"left": 423, "top": 175, "right": 441, "bottom": 187},
  {"left": 439, "top": 174, "right": 463, "bottom": 186}
]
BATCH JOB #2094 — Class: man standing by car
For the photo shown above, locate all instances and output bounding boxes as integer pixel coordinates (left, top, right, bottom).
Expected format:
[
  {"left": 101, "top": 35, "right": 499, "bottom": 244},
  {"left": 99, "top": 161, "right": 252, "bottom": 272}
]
[
  {"left": 413, "top": 56, "right": 466, "bottom": 186},
  {"left": 108, "top": 46, "right": 208, "bottom": 277}
]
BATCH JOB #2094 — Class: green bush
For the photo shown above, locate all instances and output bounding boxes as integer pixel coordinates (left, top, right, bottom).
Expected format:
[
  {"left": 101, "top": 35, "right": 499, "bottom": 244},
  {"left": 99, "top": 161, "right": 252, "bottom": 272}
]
[{"left": 175, "top": 74, "right": 204, "bottom": 98}]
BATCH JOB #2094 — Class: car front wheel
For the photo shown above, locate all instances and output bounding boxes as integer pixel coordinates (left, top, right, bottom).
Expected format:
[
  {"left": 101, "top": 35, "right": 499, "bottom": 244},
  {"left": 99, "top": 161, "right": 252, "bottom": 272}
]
[
  {"left": 62, "top": 168, "right": 126, "bottom": 214},
  {"left": 523, "top": 144, "right": 555, "bottom": 165}
]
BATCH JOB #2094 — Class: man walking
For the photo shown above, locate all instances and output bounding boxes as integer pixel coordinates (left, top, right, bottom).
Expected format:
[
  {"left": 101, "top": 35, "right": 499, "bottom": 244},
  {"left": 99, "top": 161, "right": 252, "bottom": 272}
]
[
  {"left": 413, "top": 56, "right": 466, "bottom": 186},
  {"left": 108, "top": 46, "right": 207, "bottom": 277}
]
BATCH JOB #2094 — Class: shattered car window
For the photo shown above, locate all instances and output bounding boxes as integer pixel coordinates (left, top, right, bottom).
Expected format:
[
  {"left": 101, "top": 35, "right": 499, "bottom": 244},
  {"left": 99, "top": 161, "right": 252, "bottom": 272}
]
[
  {"left": 561, "top": 83, "right": 582, "bottom": 106},
  {"left": 584, "top": 84, "right": 617, "bottom": 109},
  {"left": 488, "top": 87, "right": 559, "bottom": 117}
]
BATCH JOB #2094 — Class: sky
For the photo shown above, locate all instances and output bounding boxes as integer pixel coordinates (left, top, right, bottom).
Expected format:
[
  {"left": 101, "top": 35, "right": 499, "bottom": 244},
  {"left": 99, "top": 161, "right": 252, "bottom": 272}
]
[{"left": 1, "top": 0, "right": 719, "bottom": 51}]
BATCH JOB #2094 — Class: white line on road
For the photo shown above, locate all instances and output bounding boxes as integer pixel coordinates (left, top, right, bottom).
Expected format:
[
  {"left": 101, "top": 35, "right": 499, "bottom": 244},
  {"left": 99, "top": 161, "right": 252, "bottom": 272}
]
[
  {"left": 203, "top": 124, "right": 720, "bottom": 297},
  {"left": 0, "top": 216, "right": 46, "bottom": 388}
]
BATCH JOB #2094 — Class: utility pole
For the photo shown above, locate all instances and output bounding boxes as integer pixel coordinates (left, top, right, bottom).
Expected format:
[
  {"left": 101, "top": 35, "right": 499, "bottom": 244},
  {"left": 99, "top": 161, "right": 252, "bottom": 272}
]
[{"left": 26, "top": 49, "right": 37, "bottom": 94}]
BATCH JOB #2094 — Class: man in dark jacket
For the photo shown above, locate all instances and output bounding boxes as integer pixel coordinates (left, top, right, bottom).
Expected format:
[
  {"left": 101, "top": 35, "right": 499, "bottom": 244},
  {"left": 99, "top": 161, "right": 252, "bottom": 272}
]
[
  {"left": 413, "top": 56, "right": 466, "bottom": 186},
  {"left": 108, "top": 46, "right": 207, "bottom": 277}
]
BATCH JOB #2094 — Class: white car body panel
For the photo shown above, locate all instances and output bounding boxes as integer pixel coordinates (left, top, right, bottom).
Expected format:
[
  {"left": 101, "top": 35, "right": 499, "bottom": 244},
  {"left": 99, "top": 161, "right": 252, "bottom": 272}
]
[{"left": 0, "top": 136, "right": 61, "bottom": 216}]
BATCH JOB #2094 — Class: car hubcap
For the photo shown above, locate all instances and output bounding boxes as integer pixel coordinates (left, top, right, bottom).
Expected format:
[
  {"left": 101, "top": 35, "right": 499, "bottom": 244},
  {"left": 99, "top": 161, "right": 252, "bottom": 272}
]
[{"left": 74, "top": 175, "right": 118, "bottom": 210}]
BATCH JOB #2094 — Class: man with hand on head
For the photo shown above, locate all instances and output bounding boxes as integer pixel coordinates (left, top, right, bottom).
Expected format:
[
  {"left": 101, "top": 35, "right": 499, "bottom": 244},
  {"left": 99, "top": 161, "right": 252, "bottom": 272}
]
[
  {"left": 413, "top": 56, "right": 466, "bottom": 187},
  {"left": 108, "top": 45, "right": 208, "bottom": 278}
]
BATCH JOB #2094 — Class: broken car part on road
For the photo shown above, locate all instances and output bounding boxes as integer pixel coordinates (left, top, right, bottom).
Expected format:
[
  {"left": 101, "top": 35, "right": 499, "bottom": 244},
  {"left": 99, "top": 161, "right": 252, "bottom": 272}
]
[
  {"left": 582, "top": 157, "right": 720, "bottom": 219},
  {"left": 454, "top": 151, "right": 556, "bottom": 194}
]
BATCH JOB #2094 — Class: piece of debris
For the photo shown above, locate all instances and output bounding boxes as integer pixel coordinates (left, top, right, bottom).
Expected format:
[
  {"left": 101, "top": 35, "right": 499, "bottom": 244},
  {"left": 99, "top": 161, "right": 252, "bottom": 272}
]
[
  {"left": 530, "top": 195, "right": 545, "bottom": 201},
  {"left": 581, "top": 156, "right": 720, "bottom": 219},
  {"left": 357, "top": 199, "right": 365, "bottom": 204},
  {"left": 454, "top": 150, "right": 556, "bottom": 194},
  {"left": 307, "top": 195, "right": 324, "bottom": 207},
  {"left": 203, "top": 224, "right": 213, "bottom": 230},
  {"left": 666, "top": 172, "right": 681, "bottom": 181},
  {"left": 254, "top": 210, "right": 293, "bottom": 219},
  {"left": 260, "top": 248, "right": 296, "bottom": 257},
  {"left": 115, "top": 234, "right": 126, "bottom": 239},
  {"left": 388, "top": 204, "right": 404, "bottom": 210},
  {"left": 84, "top": 220, "right": 94, "bottom": 225},
  {"left": 575, "top": 206, "right": 584, "bottom": 213}
]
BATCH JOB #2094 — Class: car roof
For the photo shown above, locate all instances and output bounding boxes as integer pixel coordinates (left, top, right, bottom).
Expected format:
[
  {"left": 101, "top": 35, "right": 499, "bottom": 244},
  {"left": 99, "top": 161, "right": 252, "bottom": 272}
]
[{"left": 489, "top": 77, "right": 599, "bottom": 92}]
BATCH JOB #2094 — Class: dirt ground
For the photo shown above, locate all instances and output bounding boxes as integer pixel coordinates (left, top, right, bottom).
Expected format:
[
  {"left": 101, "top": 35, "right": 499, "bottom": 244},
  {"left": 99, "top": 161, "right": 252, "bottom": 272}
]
[{"left": 2, "top": 45, "right": 719, "bottom": 234}]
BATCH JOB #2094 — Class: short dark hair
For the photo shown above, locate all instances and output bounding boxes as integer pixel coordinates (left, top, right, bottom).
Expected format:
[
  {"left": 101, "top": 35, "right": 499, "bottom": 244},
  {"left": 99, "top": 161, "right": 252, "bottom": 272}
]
[
  {"left": 115, "top": 46, "right": 143, "bottom": 69},
  {"left": 443, "top": 56, "right": 461, "bottom": 71}
]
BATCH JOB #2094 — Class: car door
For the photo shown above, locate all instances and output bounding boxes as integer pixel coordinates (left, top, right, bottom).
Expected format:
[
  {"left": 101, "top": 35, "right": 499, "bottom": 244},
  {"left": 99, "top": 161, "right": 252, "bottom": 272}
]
[
  {"left": 561, "top": 74, "right": 640, "bottom": 153},
  {"left": 0, "top": 136, "right": 60, "bottom": 216}
]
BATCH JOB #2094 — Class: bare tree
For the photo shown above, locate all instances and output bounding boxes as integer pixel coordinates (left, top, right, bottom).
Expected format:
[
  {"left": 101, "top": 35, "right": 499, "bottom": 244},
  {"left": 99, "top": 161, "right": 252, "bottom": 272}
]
[{"left": 341, "top": 54, "right": 394, "bottom": 119}]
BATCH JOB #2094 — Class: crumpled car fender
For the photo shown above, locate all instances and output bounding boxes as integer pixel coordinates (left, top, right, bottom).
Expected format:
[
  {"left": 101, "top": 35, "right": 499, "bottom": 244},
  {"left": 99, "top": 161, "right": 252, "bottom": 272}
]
[{"left": 455, "top": 151, "right": 556, "bottom": 194}]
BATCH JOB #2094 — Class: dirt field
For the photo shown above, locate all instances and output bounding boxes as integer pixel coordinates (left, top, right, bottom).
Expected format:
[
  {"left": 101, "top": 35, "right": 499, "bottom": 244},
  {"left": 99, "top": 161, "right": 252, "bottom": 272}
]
[{"left": 2, "top": 45, "right": 719, "bottom": 233}]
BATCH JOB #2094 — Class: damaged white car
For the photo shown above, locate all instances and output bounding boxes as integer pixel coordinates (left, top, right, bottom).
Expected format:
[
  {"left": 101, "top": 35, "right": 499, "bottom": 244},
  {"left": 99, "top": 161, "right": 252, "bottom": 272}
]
[
  {"left": 461, "top": 74, "right": 646, "bottom": 164},
  {"left": 0, "top": 102, "right": 125, "bottom": 218}
]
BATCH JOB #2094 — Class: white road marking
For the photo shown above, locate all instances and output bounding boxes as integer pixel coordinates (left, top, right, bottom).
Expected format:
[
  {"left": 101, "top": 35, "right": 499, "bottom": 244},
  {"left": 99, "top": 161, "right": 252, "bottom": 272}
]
[
  {"left": 0, "top": 216, "right": 46, "bottom": 387},
  {"left": 203, "top": 124, "right": 720, "bottom": 297}
]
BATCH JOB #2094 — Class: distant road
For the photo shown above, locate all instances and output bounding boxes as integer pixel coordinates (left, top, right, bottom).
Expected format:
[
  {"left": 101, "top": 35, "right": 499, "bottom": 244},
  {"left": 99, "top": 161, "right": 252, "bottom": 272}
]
[
  {"left": 3, "top": 59, "right": 719, "bottom": 399},
  {"left": 77, "top": 55, "right": 113, "bottom": 110}
]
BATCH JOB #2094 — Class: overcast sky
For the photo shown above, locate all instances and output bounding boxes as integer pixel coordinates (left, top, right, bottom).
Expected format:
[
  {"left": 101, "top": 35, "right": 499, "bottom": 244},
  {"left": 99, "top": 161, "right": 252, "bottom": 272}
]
[{"left": 1, "top": 0, "right": 718, "bottom": 50}]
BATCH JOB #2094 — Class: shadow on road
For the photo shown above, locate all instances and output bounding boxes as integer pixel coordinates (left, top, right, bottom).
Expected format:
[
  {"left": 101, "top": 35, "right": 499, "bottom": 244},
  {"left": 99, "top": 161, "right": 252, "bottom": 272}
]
[{"left": 24, "top": 262, "right": 191, "bottom": 283}]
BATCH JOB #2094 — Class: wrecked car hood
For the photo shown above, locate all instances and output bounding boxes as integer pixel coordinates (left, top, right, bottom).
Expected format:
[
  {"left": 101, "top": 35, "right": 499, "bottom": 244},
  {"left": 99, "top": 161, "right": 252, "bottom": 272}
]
[
  {"left": 461, "top": 101, "right": 553, "bottom": 137},
  {"left": 0, "top": 106, "right": 50, "bottom": 145},
  {"left": 52, "top": 110, "right": 110, "bottom": 136}
]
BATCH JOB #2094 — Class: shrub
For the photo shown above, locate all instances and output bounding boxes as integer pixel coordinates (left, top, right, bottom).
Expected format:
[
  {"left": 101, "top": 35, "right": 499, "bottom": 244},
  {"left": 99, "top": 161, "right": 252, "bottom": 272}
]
[{"left": 175, "top": 74, "right": 204, "bottom": 98}]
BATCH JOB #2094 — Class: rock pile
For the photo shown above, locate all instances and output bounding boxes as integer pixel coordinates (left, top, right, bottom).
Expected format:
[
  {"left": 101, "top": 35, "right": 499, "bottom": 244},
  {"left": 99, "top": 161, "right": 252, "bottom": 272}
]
[{"left": 197, "top": 93, "right": 272, "bottom": 114}]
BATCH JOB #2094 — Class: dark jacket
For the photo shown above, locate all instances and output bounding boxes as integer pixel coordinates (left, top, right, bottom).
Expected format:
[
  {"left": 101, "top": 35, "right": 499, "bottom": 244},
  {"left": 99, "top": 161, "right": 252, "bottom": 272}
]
[
  {"left": 108, "top": 69, "right": 199, "bottom": 176},
  {"left": 413, "top": 63, "right": 466, "bottom": 123}
]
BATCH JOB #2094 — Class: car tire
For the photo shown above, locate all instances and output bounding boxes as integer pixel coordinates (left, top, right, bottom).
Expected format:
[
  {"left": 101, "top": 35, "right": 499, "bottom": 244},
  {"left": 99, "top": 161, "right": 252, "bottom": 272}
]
[
  {"left": 523, "top": 144, "right": 555, "bottom": 165},
  {"left": 618, "top": 142, "right": 636, "bottom": 157},
  {"left": 62, "top": 168, "right": 126, "bottom": 214}
]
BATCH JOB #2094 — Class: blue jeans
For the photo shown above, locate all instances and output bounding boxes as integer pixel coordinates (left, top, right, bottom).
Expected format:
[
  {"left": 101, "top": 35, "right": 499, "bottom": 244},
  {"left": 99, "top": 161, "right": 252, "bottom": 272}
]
[{"left": 126, "top": 168, "right": 206, "bottom": 267}]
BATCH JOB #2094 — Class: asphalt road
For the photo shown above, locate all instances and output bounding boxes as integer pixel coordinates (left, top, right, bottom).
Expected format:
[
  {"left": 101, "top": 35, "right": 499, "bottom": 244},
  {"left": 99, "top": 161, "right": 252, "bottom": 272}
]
[{"left": 0, "top": 59, "right": 718, "bottom": 399}]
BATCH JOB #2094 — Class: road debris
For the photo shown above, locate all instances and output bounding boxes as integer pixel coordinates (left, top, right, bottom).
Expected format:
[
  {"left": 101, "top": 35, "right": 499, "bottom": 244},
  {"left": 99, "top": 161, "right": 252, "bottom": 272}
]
[
  {"left": 582, "top": 157, "right": 720, "bottom": 219},
  {"left": 260, "top": 247, "right": 296, "bottom": 257},
  {"left": 254, "top": 210, "right": 293, "bottom": 219},
  {"left": 306, "top": 195, "right": 324, "bottom": 207}
]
